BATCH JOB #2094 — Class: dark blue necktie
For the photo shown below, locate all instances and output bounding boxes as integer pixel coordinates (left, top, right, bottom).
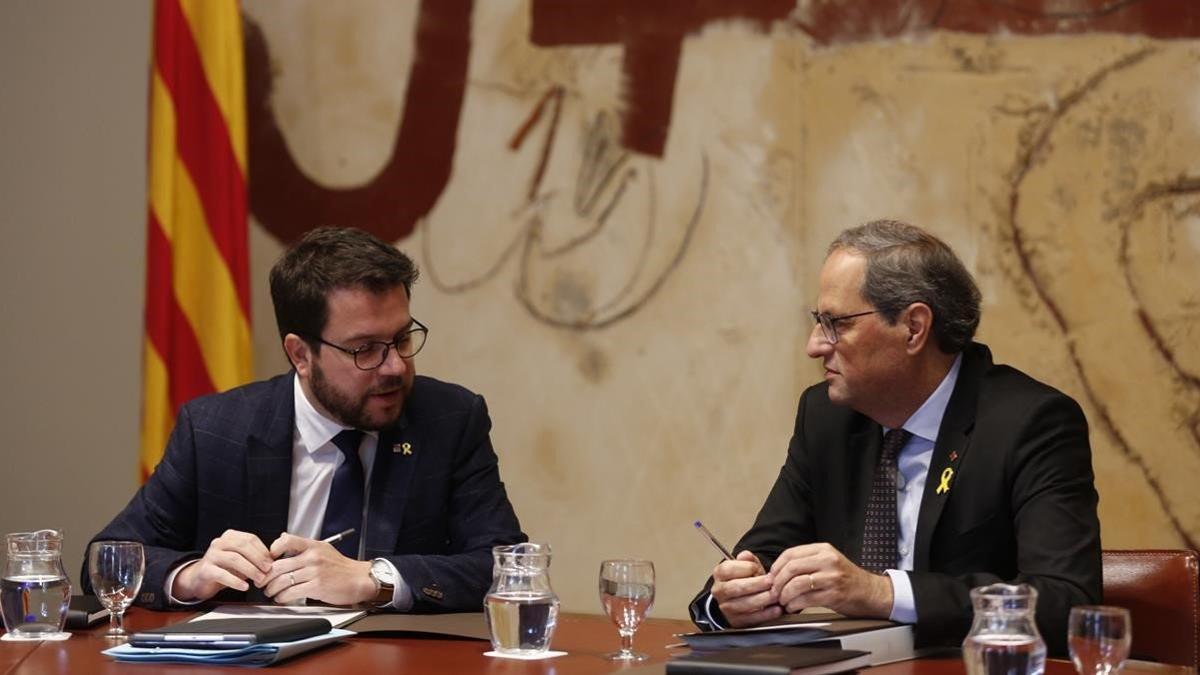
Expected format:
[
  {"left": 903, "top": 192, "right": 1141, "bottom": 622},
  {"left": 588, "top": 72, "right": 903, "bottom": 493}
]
[{"left": 320, "top": 429, "right": 365, "bottom": 558}]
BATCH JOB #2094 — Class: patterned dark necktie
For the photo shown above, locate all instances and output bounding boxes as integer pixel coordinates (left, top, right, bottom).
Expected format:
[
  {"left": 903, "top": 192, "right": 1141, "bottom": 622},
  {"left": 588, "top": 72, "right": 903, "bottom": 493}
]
[
  {"left": 320, "top": 429, "right": 365, "bottom": 558},
  {"left": 861, "top": 428, "right": 911, "bottom": 573}
]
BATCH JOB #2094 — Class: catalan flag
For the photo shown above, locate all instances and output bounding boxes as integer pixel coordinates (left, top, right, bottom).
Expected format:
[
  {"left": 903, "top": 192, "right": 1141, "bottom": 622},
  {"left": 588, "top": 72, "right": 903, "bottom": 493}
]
[{"left": 142, "top": 0, "right": 252, "bottom": 480}]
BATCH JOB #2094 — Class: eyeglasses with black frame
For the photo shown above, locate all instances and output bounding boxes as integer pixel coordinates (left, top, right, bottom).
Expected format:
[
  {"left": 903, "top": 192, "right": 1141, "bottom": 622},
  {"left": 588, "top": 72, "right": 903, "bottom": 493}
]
[
  {"left": 810, "top": 309, "right": 876, "bottom": 344},
  {"left": 304, "top": 318, "right": 429, "bottom": 370}
]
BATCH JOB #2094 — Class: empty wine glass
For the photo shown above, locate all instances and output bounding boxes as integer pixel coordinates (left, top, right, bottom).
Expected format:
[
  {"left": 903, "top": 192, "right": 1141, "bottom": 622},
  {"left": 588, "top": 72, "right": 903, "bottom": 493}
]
[
  {"left": 598, "top": 559, "right": 655, "bottom": 661},
  {"left": 87, "top": 541, "right": 144, "bottom": 639},
  {"left": 1069, "top": 605, "right": 1131, "bottom": 675}
]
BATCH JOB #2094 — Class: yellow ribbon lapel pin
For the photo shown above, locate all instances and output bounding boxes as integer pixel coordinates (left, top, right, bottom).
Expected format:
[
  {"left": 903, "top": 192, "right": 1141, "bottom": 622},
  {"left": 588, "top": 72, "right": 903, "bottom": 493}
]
[
  {"left": 394, "top": 442, "right": 413, "bottom": 456},
  {"left": 935, "top": 467, "right": 954, "bottom": 495},
  {"left": 931, "top": 466, "right": 950, "bottom": 492}
]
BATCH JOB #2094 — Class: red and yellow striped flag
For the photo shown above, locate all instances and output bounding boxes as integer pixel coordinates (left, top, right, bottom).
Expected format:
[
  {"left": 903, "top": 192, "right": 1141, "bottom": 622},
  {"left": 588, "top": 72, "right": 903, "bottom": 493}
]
[{"left": 142, "top": 0, "right": 252, "bottom": 480}]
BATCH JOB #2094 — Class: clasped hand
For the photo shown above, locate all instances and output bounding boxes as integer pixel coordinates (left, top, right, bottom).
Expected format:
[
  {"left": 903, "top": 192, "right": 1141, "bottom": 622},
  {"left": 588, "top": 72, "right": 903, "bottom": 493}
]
[
  {"left": 710, "top": 543, "right": 894, "bottom": 627},
  {"left": 173, "top": 529, "right": 374, "bottom": 606}
]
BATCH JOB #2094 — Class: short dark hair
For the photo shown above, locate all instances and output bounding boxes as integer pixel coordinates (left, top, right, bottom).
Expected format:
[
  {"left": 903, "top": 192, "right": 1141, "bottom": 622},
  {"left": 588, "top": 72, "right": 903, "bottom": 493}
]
[
  {"left": 269, "top": 227, "right": 419, "bottom": 345},
  {"left": 829, "top": 219, "right": 981, "bottom": 353}
]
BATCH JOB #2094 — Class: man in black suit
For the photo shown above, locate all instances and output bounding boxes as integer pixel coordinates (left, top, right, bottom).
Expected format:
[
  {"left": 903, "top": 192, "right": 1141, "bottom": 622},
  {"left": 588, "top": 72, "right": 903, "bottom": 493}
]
[
  {"left": 86, "top": 227, "right": 526, "bottom": 611},
  {"left": 690, "top": 220, "right": 1100, "bottom": 654}
]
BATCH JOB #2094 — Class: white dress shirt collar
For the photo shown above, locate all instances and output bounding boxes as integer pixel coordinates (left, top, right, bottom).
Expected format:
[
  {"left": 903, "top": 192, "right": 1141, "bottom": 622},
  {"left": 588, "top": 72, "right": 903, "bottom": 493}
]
[{"left": 897, "top": 353, "right": 963, "bottom": 443}]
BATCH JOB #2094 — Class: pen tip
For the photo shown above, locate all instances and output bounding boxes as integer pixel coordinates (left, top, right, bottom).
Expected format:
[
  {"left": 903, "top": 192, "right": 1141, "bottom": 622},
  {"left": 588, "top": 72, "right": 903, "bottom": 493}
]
[{"left": 694, "top": 520, "right": 702, "bottom": 528}]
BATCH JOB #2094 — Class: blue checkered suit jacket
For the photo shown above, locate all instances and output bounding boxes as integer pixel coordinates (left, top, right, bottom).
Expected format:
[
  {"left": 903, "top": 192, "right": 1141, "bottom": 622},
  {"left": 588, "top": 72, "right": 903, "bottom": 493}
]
[{"left": 85, "top": 373, "right": 526, "bottom": 611}]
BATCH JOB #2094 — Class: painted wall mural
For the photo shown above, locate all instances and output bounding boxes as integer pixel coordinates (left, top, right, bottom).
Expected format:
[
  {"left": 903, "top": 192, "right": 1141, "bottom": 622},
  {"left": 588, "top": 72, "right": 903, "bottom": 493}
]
[{"left": 241, "top": 0, "right": 1200, "bottom": 616}]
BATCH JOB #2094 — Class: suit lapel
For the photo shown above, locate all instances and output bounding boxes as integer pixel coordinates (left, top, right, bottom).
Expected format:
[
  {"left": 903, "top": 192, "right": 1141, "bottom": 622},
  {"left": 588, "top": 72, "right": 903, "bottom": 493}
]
[
  {"left": 913, "top": 344, "right": 989, "bottom": 571},
  {"left": 245, "top": 374, "right": 295, "bottom": 548},
  {"left": 363, "top": 410, "right": 420, "bottom": 559},
  {"left": 913, "top": 428, "right": 969, "bottom": 571},
  {"left": 242, "top": 374, "right": 295, "bottom": 602}
]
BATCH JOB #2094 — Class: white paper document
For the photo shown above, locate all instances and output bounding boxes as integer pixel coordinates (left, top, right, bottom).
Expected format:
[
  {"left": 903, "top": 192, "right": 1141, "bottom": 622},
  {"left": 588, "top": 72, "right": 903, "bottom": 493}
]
[{"left": 191, "top": 603, "right": 367, "bottom": 629}]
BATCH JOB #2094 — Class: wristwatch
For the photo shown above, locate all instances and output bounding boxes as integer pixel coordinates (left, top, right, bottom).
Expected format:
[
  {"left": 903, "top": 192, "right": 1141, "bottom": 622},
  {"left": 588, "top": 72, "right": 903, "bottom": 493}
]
[{"left": 368, "top": 559, "right": 396, "bottom": 608}]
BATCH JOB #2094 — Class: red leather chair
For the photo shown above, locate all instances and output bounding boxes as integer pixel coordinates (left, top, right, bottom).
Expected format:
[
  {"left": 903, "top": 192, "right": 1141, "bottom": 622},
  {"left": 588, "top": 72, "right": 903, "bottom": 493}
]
[{"left": 1101, "top": 549, "right": 1199, "bottom": 668}]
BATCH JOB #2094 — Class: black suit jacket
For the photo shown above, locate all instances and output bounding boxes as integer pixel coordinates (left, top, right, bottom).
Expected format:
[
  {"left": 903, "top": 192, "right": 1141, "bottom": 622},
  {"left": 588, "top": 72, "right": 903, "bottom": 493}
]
[
  {"left": 84, "top": 373, "right": 526, "bottom": 612},
  {"left": 690, "top": 343, "right": 1101, "bottom": 655}
]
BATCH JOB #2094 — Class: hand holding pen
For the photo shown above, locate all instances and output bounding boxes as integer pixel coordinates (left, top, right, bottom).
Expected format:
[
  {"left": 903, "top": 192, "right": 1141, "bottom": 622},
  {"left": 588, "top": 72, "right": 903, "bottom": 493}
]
[
  {"left": 264, "top": 528, "right": 373, "bottom": 606},
  {"left": 170, "top": 527, "right": 360, "bottom": 604},
  {"left": 694, "top": 520, "right": 783, "bottom": 627}
]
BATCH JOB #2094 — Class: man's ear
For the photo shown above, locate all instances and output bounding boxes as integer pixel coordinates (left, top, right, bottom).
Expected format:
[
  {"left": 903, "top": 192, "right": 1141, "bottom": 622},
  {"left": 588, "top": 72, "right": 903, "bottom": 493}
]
[
  {"left": 903, "top": 303, "right": 934, "bottom": 355},
  {"left": 282, "top": 334, "right": 313, "bottom": 376}
]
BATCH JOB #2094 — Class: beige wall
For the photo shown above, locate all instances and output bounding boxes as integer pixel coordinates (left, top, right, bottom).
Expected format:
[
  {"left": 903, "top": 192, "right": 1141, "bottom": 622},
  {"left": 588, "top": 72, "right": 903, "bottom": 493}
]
[
  {"left": 2, "top": 1, "right": 1196, "bottom": 625},
  {"left": 0, "top": 2, "right": 151, "bottom": 589},
  {"left": 243, "top": 2, "right": 1200, "bottom": 619}
]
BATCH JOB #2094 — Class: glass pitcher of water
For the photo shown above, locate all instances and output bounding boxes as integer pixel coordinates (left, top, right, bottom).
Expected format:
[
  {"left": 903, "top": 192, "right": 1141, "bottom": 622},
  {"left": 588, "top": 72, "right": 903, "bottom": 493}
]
[
  {"left": 1, "top": 529, "right": 72, "bottom": 640},
  {"left": 484, "top": 542, "right": 560, "bottom": 655},
  {"left": 963, "top": 582, "right": 1047, "bottom": 675}
]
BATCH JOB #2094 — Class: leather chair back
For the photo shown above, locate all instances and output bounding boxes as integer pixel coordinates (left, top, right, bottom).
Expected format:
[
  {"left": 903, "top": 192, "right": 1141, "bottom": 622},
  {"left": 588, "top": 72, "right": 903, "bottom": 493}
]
[{"left": 1101, "top": 549, "right": 1199, "bottom": 667}]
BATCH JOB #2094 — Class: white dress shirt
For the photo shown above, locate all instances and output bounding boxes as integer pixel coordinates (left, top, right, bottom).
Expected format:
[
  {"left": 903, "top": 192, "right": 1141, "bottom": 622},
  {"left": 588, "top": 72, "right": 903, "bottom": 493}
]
[
  {"left": 884, "top": 354, "right": 962, "bottom": 623},
  {"left": 288, "top": 373, "right": 379, "bottom": 540},
  {"left": 165, "top": 374, "right": 412, "bottom": 608},
  {"left": 287, "top": 374, "right": 412, "bottom": 609}
]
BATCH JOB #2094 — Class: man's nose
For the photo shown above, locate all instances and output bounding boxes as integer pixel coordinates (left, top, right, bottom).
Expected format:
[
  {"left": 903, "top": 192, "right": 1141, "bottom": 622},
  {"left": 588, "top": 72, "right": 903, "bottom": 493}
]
[
  {"left": 805, "top": 322, "right": 831, "bottom": 359},
  {"left": 379, "top": 345, "right": 409, "bottom": 375}
]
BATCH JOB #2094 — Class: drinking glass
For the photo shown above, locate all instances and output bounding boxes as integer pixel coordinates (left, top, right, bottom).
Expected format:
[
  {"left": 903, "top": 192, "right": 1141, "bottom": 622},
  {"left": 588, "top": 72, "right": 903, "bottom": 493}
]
[
  {"left": 87, "top": 541, "right": 144, "bottom": 639},
  {"left": 598, "top": 559, "right": 655, "bottom": 661},
  {"left": 1069, "top": 606, "right": 1131, "bottom": 675}
]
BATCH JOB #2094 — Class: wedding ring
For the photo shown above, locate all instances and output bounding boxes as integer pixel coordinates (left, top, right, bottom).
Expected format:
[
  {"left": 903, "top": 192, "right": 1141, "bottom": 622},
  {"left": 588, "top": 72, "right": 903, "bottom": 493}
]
[
  {"left": 288, "top": 572, "right": 297, "bottom": 587},
  {"left": 807, "top": 574, "right": 816, "bottom": 592}
]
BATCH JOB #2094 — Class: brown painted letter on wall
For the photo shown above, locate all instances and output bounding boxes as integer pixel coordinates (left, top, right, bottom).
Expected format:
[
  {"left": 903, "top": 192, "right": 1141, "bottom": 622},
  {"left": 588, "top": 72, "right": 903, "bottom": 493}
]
[{"left": 243, "top": 0, "right": 473, "bottom": 244}]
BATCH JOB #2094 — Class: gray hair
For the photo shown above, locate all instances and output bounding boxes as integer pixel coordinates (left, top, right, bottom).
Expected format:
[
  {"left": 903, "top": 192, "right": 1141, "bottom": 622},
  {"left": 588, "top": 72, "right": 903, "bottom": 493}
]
[{"left": 829, "top": 219, "right": 981, "bottom": 353}]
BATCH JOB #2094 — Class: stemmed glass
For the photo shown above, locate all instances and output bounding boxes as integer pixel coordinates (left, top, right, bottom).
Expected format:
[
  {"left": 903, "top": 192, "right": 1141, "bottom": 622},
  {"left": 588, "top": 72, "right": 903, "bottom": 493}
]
[
  {"left": 87, "top": 541, "right": 144, "bottom": 639},
  {"left": 598, "top": 559, "right": 655, "bottom": 661},
  {"left": 1068, "top": 605, "right": 1131, "bottom": 674}
]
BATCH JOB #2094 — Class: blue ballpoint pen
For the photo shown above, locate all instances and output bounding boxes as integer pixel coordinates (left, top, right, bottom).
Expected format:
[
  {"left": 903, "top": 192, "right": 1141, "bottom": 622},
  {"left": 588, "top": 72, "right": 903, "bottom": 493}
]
[{"left": 694, "top": 520, "right": 735, "bottom": 561}]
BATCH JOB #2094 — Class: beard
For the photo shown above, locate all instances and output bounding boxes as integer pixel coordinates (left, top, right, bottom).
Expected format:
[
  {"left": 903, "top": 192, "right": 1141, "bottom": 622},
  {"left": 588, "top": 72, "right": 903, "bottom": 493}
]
[{"left": 309, "top": 360, "right": 407, "bottom": 431}]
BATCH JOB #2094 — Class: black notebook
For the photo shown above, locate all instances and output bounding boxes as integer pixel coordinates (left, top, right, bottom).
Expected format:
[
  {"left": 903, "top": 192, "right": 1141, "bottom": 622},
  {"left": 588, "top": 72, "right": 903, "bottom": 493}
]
[
  {"left": 64, "top": 595, "right": 110, "bottom": 629},
  {"left": 667, "top": 645, "right": 872, "bottom": 675},
  {"left": 129, "top": 617, "right": 332, "bottom": 649},
  {"left": 676, "top": 617, "right": 897, "bottom": 650}
]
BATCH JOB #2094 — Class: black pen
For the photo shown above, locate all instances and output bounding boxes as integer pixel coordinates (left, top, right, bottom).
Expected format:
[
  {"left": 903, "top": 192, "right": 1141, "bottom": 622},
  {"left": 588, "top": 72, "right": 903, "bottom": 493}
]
[{"left": 694, "top": 520, "right": 735, "bottom": 561}]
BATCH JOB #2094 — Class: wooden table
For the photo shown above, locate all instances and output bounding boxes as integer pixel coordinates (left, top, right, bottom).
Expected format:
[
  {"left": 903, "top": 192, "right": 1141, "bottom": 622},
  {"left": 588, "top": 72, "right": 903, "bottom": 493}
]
[{"left": 0, "top": 609, "right": 1190, "bottom": 674}]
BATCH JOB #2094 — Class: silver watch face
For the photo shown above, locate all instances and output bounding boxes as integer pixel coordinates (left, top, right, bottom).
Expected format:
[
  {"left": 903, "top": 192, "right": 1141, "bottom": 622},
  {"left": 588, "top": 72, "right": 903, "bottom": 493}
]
[{"left": 370, "top": 559, "right": 395, "bottom": 586}]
